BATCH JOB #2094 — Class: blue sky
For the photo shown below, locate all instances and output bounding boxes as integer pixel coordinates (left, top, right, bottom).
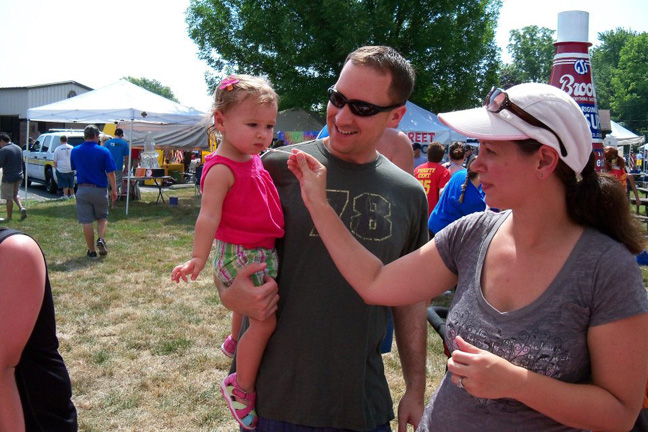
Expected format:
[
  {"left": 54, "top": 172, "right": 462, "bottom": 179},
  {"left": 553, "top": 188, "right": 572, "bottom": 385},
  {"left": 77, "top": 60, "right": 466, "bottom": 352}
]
[{"left": 1, "top": 0, "right": 646, "bottom": 112}]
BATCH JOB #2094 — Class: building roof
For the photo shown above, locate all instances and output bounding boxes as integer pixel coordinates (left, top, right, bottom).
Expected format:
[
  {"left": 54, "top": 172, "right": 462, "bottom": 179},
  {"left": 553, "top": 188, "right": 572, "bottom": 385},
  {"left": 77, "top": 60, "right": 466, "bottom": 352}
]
[{"left": 0, "top": 80, "right": 93, "bottom": 91}]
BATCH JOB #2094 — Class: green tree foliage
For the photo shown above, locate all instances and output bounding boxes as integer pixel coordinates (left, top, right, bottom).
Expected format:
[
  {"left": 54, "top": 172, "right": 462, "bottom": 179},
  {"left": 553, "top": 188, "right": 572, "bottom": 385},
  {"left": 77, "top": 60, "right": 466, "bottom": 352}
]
[
  {"left": 498, "top": 62, "right": 522, "bottom": 89},
  {"left": 186, "top": 0, "right": 502, "bottom": 112},
  {"left": 122, "top": 76, "right": 180, "bottom": 103},
  {"left": 591, "top": 28, "right": 636, "bottom": 110},
  {"left": 502, "top": 25, "right": 555, "bottom": 85},
  {"left": 610, "top": 33, "right": 648, "bottom": 135}
]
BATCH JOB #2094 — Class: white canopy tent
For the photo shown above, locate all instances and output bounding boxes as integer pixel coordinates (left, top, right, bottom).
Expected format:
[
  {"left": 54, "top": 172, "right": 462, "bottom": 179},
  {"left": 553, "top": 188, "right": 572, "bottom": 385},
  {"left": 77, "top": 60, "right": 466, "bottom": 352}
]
[
  {"left": 117, "top": 121, "right": 209, "bottom": 150},
  {"left": 26, "top": 80, "right": 207, "bottom": 214},
  {"left": 27, "top": 79, "right": 205, "bottom": 125},
  {"left": 604, "top": 120, "right": 645, "bottom": 148}
]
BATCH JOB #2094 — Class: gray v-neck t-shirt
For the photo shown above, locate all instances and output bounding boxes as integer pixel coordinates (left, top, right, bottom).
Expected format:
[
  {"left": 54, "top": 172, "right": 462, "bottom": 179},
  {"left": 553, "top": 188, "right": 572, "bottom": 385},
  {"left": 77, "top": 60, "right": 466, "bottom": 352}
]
[{"left": 419, "top": 210, "right": 648, "bottom": 432}]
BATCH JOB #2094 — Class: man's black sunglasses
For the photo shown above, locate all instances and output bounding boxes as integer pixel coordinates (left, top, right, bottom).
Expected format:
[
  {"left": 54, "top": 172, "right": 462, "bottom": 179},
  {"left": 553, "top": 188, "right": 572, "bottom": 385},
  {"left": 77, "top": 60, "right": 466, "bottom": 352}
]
[
  {"left": 484, "top": 87, "right": 568, "bottom": 157},
  {"left": 328, "top": 87, "right": 403, "bottom": 117}
]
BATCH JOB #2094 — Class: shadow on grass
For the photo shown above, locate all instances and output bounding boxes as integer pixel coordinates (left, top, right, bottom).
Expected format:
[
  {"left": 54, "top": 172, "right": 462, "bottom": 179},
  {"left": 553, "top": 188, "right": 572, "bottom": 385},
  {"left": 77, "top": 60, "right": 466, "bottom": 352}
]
[{"left": 48, "top": 254, "right": 111, "bottom": 272}]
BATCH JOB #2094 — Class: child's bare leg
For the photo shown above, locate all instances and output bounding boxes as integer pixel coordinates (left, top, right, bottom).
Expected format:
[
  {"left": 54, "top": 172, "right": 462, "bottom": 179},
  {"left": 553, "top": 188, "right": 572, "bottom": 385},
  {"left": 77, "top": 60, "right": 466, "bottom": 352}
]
[
  {"left": 231, "top": 311, "right": 242, "bottom": 342},
  {"left": 235, "top": 314, "right": 276, "bottom": 393}
]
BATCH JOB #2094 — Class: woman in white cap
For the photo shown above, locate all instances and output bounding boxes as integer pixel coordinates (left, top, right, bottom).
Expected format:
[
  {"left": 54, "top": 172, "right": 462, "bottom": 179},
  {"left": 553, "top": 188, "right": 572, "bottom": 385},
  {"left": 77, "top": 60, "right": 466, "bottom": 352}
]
[{"left": 286, "top": 83, "right": 648, "bottom": 431}]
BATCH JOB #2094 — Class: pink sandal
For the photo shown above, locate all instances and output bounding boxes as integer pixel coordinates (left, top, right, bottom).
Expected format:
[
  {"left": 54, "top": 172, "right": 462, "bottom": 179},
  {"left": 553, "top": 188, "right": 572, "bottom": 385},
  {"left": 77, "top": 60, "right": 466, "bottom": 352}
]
[
  {"left": 220, "top": 373, "right": 258, "bottom": 430},
  {"left": 221, "top": 334, "right": 237, "bottom": 358}
]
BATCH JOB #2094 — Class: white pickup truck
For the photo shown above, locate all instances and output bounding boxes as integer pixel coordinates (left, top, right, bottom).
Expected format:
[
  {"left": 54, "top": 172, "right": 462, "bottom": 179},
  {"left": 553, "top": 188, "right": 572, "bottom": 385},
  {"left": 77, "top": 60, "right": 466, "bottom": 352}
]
[{"left": 23, "top": 130, "right": 85, "bottom": 194}]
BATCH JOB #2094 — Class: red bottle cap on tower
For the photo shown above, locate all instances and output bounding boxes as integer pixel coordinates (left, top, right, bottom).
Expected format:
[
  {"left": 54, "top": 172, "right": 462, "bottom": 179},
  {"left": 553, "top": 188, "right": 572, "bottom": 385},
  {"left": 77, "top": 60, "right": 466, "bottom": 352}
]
[{"left": 549, "top": 10, "right": 604, "bottom": 171}]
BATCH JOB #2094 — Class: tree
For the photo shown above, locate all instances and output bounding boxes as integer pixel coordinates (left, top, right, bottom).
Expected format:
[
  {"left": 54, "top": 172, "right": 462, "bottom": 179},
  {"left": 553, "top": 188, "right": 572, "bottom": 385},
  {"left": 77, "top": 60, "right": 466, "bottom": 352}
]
[
  {"left": 498, "top": 62, "right": 522, "bottom": 89},
  {"left": 501, "top": 25, "right": 555, "bottom": 85},
  {"left": 611, "top": 33, "right": 648, "bottom": 135},
  {"left": 122, "top": 76, "right": 180, "bottom": 103},
  {"left": 590, "top": 28, "right": 636, "bottom": 110},
  {"left": 186, "top": 0, "right": 502, "bottom": 112}
]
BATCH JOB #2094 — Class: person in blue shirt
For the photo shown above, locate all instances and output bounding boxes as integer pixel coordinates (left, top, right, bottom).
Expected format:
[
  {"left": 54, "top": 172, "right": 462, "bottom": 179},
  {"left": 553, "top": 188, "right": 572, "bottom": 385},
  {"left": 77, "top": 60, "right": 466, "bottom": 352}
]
[
  {"left": 70, "top": 125, "right": 117, "bottom": 258},
  {"left": 428, "top": 158, "right": 485, "bottom": 235},
  {"left": 103, "top": 128, "right": 130, "bottom": 202}
]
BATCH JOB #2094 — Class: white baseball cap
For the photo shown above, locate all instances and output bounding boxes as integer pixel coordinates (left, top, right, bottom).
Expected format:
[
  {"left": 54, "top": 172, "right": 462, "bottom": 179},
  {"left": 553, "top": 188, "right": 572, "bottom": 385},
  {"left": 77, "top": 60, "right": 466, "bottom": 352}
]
[{"left": 438, "top": 83, "right": 592, "bottom": 173}]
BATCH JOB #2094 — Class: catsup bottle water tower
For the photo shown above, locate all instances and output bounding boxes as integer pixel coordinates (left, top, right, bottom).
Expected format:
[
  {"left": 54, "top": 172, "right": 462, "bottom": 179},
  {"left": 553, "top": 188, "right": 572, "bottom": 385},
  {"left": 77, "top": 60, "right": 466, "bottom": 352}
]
[{"left": 549, "top": 10, "right": 604, "bottom": 171}]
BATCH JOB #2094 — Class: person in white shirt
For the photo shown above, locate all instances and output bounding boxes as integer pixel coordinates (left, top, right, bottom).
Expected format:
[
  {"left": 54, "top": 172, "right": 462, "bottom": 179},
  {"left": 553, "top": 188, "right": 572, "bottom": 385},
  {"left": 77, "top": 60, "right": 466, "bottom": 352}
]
[{"left": 52, "top": 136, "right": 75, "bottom": 198}]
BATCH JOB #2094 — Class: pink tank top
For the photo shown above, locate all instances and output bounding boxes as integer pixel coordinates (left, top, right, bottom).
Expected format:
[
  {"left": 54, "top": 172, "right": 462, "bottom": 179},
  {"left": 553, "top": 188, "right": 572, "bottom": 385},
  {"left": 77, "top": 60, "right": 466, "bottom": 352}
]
[{"left": 201, "top": 153, "right": 284, "bottom": 249}]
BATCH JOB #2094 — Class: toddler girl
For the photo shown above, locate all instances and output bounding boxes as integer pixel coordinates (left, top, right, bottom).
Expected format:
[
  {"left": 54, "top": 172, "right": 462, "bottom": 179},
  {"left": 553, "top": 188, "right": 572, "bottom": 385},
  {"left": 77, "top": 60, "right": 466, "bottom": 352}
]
[{"left": 171, "top": 74, "right": 284, "bottom": 430}]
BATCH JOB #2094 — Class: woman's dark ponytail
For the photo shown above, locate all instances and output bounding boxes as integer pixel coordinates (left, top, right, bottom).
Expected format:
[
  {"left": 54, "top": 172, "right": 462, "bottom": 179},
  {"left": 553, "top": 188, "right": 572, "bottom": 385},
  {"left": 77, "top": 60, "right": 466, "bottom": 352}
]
[
  {"left": 518, "top": 140, "right": 644, "bottom": 254},
  {"left": 556, "top": 152, "right": 644, "bottom": 255}
]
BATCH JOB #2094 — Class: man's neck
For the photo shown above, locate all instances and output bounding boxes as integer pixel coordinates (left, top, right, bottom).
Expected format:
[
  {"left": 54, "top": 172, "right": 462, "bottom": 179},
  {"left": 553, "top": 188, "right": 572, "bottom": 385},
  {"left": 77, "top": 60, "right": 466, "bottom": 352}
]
[{"left": 322, "top": 138, "right": 379, "bottom": 165}]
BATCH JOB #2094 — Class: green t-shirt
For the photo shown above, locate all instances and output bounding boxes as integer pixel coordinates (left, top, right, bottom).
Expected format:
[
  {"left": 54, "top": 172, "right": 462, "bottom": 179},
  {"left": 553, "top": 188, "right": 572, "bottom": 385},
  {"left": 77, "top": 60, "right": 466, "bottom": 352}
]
[{"left": 256, "top": 140, "right": 428, "bottom": 430}]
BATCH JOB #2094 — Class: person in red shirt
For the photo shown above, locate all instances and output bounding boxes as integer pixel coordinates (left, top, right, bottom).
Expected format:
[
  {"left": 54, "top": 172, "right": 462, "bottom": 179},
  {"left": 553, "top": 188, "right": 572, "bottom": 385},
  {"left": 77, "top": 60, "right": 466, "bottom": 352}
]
[
  {"left": 414, "top": 141, "right": 451, "bottom": 216},
  {"left": 604, "top": 146, "right": 641, "bottom": 210}
]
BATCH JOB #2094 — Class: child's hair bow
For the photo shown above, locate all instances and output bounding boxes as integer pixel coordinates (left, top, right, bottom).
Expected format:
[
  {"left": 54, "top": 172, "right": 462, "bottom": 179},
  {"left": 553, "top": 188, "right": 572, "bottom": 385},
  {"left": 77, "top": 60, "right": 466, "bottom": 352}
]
[{"left": 218, "top": 76, "right": 240, "bottom": 91}]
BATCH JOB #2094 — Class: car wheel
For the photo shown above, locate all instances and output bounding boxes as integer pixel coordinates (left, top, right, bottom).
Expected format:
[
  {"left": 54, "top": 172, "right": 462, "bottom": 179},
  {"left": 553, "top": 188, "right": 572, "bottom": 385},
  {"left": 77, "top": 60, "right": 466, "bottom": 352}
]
[{"left": 45, "top": 169, "right": 58, "bottom": 194}]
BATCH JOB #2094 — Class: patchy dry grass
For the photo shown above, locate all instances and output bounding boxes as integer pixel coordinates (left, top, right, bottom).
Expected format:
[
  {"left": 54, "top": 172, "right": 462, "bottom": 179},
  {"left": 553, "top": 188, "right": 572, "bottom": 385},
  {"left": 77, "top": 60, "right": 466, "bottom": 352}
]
[{"left": 12, "top": 187, "right": 450, "bottom": 431}]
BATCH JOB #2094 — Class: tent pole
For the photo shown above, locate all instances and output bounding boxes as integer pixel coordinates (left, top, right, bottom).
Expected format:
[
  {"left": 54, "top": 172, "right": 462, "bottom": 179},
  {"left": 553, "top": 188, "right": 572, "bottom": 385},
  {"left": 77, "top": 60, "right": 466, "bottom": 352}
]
[
  {"left": 125, "top": 120, "right": 133, "bottom": 216},
  {"left": 24, "top": 119, "right": 30, "bottom": 202}
]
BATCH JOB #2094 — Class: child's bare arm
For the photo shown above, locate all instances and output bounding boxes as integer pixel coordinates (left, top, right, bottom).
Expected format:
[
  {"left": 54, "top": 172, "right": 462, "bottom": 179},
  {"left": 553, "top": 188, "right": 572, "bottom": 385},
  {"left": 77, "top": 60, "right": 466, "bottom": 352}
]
[{"left": 171, "top": 164, "right": 234, "bottom": 282}]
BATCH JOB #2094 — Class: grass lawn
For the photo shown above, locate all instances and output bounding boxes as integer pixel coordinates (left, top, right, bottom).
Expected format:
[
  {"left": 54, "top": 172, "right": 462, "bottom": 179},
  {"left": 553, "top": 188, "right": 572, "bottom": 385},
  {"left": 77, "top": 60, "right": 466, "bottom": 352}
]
[
  {"left": 6, "top": 187, "right": 647, "bottom": 431},
  {"left": 9, "top": 187, "right": 446, "bottom": 431}
]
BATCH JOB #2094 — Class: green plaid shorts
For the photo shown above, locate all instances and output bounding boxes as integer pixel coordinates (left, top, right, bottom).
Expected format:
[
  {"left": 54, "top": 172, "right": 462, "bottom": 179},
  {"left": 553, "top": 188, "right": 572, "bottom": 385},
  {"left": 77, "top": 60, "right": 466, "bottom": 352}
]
[{"left": 213, "top": 239, "right": 279, "bottom": 287}]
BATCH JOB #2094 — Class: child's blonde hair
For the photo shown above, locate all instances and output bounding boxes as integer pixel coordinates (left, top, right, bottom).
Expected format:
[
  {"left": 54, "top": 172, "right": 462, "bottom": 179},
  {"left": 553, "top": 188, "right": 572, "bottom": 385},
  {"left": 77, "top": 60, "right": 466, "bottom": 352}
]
[{"left": 212, "top": 74, "right": 279, "bottom": 115}]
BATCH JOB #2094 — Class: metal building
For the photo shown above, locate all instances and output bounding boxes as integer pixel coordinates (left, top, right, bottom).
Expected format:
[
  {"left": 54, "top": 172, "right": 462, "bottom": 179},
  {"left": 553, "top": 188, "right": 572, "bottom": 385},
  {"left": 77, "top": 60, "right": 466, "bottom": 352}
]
[{"left": 0, "top": 81, "right": 92, "bottom": 146}]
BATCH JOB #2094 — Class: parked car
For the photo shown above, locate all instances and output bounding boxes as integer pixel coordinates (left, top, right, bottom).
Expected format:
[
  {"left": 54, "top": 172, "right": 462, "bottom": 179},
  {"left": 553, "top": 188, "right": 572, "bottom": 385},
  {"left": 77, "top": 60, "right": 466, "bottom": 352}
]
[{"left": 23, "top": 130, "right": 85, "bottom": 194}]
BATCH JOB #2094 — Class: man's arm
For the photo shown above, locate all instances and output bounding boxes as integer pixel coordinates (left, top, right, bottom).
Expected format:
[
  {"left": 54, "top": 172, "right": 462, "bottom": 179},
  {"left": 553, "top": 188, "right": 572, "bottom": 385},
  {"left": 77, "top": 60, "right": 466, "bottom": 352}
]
[
  {"left": 216, "top": 263, "right": 279, "bottom": 321},
  {"left": 0, "top": 234, "right": 46, "bottom": 432},
  {"left": 393, "top": 301, "right": 427, "bottom": 432},
  {"left": 107, "top": 172, "right": 118, "bottom": 203}
]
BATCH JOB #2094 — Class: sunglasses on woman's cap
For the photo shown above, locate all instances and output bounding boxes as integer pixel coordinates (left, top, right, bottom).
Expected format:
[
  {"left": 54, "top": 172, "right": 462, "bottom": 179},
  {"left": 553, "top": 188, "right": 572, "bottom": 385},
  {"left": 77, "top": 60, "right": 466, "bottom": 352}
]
[
  {"left": 328, "top": 87, "right": 403, "bottom": 117},
  {"left": 484, "top": 87, "right": 569, "bottom": 157}
]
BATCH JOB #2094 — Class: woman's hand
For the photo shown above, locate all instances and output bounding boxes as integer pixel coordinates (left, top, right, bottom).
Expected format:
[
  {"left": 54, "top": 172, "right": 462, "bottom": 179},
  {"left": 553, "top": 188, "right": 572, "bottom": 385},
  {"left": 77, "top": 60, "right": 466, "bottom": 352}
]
[
  {"left": 287, "top": 150, "right": 328, "bottom": 211},
  {"left": 447, "top": 336, "right": 525, "bottom": 400}
]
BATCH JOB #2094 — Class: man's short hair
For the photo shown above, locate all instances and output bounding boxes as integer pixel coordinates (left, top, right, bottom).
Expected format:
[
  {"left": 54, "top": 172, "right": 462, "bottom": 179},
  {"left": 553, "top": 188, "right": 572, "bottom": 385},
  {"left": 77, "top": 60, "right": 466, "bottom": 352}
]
[
  {"left": 60, "top": 135, "right": 68, "bottom": 143},
  {"left": 345, "top": 46, "right": 415, "bottom": 105},
  {"left": 412, "top": 143, "right": 422, "bottom": 151},
  {"left": 115, "top": 128, "right": 124, "bottom": 136},
  {"left": 84, "top": 125, "right": 100, "bottom": 140},
  {"left": 0, "top": 132, "right": 10, "bottom": 143},
  {"left": 427, "top": 142, "right": 445, "bottom": 163}
]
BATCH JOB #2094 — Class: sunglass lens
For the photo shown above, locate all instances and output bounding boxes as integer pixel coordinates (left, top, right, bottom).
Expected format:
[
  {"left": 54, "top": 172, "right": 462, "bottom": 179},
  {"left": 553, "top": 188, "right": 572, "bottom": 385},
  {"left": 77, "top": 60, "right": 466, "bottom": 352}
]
[
  {"left": 485, "top": 88, "right": 504, "bottom": 112},
  {"left": 328, "top": 89, "right": 345, "bottom": 108},
  {"left": 349, "top": 103, "right": 379, "bottom": 117}
]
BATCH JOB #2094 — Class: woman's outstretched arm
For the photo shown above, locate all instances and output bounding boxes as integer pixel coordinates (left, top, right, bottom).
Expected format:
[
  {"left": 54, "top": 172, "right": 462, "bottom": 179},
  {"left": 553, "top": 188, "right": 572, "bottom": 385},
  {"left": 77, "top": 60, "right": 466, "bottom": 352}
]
[{"left": 287, "top": 150, "right": 457, "bottom": 306}]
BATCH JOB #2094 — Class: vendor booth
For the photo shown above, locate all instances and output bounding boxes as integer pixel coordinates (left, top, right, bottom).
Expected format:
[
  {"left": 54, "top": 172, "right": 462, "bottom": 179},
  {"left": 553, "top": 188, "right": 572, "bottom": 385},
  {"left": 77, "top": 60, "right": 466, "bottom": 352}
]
[
  {"left": 604, "top": 121, "right": 646, "bottom": 171},
  {"left": 26, "top": 79, "right": 207, "bottom": 214},
  {"left": 275, "top": 108, "right": 325, "bottom": 145}
]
